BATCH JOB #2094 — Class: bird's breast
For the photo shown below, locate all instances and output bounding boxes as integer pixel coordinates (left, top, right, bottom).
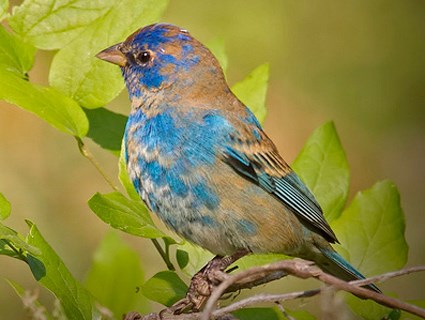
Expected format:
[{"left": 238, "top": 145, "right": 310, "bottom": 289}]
[{"left": 124, "top": 108, "right": 226, "bottom": 230}]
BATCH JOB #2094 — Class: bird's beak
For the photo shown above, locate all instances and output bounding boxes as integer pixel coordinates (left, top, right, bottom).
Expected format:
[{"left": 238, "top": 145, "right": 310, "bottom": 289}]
[{"left": 96, "top": 43, "right": 127, "bottom": 67}]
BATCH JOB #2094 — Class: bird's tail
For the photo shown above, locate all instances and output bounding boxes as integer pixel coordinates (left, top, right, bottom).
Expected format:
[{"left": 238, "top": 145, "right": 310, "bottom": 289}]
[{"left": 317, "top": 247, "right": 381, "bottom": 293}]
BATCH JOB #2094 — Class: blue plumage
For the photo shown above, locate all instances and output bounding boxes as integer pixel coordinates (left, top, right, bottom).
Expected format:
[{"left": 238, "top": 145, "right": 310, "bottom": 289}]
[{"left": 97, "top": 23, "right": 380, "bottom": 294}]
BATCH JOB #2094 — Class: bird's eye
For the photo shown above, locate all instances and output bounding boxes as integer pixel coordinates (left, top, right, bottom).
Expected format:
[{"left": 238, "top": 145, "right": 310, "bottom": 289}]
[{"left": 135, "top": 51, "right": 152, "bottom": 65}]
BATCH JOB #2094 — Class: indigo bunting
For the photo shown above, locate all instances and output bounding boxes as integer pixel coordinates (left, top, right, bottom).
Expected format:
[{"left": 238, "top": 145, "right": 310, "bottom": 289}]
[{"left": 97, "top": 23, "right": 380, "bottom": 307}]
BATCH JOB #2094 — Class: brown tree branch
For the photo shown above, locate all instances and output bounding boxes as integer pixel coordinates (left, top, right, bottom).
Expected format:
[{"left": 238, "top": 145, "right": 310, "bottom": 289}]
[
  {"left": 124, "top": 259, "right": 425, "bottom": 320},
  {"left": 202, "top": 259, "right": 425, "bottom": 320},
  {"left": 349, "top": 265, "right": 425, "bottom": 287},
  {"left": 212, "top": 290, "right": 320, "bottom": 318}
]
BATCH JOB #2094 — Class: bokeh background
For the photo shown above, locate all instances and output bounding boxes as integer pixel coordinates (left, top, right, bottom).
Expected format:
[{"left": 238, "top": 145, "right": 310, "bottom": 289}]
[{"left": 1, "top": 1, "right": 424, "bottom": 318}]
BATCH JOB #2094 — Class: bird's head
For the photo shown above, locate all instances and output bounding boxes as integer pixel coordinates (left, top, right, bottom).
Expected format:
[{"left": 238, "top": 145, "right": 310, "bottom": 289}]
[{"left": 97, "top": 23, "right": 227, "bottom": 103}]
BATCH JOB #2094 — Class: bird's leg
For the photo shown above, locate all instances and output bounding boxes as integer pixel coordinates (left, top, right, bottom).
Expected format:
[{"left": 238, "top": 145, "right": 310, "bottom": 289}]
[{"left": 167, "top": 249, "right": 250, "bottom": 315}]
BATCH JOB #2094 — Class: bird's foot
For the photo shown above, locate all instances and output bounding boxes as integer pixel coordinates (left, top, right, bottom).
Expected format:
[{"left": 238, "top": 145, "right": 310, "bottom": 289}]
[{"left": 167, "top": 249, "right": 249, "bottom": 315}]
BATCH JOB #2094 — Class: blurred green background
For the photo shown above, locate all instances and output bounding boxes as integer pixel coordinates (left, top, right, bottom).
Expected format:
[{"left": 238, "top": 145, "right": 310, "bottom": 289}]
[{"left": 1, "top": 0, "right": 424, "bottom": 318}]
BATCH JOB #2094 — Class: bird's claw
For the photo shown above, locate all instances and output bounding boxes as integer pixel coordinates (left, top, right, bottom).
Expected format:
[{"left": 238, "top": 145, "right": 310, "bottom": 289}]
[
  {"left": 123, "top": 250, "right": 249, "bottom": 319},
  {"left": 167, "top": 259, "right": 220, "bottom": 315},
  {"left": 168, "top": 249, "right": 250, "bottom": 315}
]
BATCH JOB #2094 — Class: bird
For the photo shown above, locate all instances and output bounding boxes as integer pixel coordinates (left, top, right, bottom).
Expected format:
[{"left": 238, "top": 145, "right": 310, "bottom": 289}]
[{"left": 97, "top": 23, "right": 380, "bottom": 307}]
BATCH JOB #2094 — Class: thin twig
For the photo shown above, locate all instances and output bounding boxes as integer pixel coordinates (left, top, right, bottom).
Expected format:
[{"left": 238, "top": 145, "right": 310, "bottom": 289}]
[
  {"left": 201, "top": 259, "right": 425, "bottom": 320},
  {"left": 212, "top": 290, "right": 320, "bottom": 318},
  {"left": 76, "top": 137, "right": 177, "bottom": 271},
  {"left": 317, "top": 270, "right": 425, "bottom": 318},
  {"left": 224, "top": 270, "right": 288, "bottom": 292},
  {"left": 3, "top": 240, "right": 27, "bottom": 262},
  {"left": 125, "top": 260, "right": 425, "bottom": 320},
  {"left": 151, "top": 239, "right": 175, "bottom": 271},
  {"left": 75, "top": 137, "right": 119, "bottom": 192},
  {"left": 202, "top": 259, "right": 313, "bottom": 320},
  {"left": 275, "top": 301, "right": 297, "bottom": 320},
  {"left": 349, "top": 265, "right": 425, "bottom": 287}
]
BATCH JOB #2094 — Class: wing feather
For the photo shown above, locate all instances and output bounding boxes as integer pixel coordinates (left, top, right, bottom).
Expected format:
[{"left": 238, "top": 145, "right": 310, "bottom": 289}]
[{"left": 222, "top": 115, "right": 337, "bottom": 243}]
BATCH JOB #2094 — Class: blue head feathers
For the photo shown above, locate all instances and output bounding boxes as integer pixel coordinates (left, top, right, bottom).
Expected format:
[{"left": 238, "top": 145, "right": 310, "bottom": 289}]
[{"left": 97, "top": 24, "right": 225, "bottom": 98}]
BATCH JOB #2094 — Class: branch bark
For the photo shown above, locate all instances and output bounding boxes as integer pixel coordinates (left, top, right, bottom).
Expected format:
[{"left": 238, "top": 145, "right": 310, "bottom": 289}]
[{"left": 124, "top": 259, "right": 425, "bottom": 320}]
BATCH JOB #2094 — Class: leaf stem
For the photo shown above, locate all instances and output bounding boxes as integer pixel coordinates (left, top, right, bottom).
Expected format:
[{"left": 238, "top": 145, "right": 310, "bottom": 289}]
[
  {"left": 3, "top": 240, "right": 27, "bottom": 262},
  {"left": 75, "top": 137, "right": 119, "bottom": 192},
  {"left": 76, "top": 138, "right": 176, "bottom": 271},
  {"left": 151, "top": 239, "right": 175, "bottom": 271}
]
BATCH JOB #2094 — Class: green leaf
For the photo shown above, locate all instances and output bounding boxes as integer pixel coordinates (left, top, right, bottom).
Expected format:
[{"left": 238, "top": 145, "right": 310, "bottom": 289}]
[
  {"left": 0, "top": 0, "right": 8, "bottom": 22},
  {"left": 176, "top": 249, "right": 189, "bottom": 270},
  {"left": 0, "top": 193, "right": 11, "bottom": 220},
  {"left": 25, "top": 221, "right": 100, "bottom": 320},
  {"left": 292, "top": 121, "right": 350, "bottom": 222},
  {"left": 49, "top": 0, "right": 168, "bottom": 108},
  {"left": 346, "top": 296, "right": 393, "bottom": 320},
  {"left": 332, "top": 180, "right": 408, "bottom": 276},
  {"left": 0, "top": 68, "right": 88, "bottom": 137},
  {"left": 232, "top": 63, "right": 269, "bottom": 123},
  {"left": 233, "top": 253, "right": 287, "bottom": 272},
  {"left": 286, "top": 309, "right": 316, "bottom": 320},
  {"left": 0, "top": 240, "right": 14, "bottom": 258},
  {"left": 85, "top": 231, "right": 149, "bottom": 317},
  {"left": 118, "top": 143, "right": 140, "bottom": 200},
  {"left": 88, "top": 192, "right": 165, "bottom": 238},
  {"left": 387, "top": 308, "right": 401, "bottom": 320},
  {"left": 206, "top": 37, "right": 228, "bottom": 74},
  {"left": 0, "top": 222, "right": 41, "bottom": 257},
  {"left": 332, "top": 180, "right": 408, "bottom": 319},
  {"left": 141, "top": 271, "right": 187, "bottom": 307},
  {"left": 0, "top": 25, "right": 87, "bottom": 137},
  {"left": 232, "top": 308, "right": 281, "bottom": 320},
  {"left": 85, "top": 107, "right": 127, "bottom": 154},
  {"left": 0, "top": 24, "right": 36, "bottom": 76},
  {"left": 163, "top": 236, "right": 179, "bottom": 246},
  {"left": 176, "top": 242, "right": 213, "bottom": 277},
  {"left": 9, "top": 0, "right": 114, "bottom": 50}
]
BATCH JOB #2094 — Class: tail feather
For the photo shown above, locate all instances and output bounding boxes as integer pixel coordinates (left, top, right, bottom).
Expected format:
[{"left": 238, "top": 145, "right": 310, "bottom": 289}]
[{"left": 319, "top": 248, "right": 381, "bottom": 293}]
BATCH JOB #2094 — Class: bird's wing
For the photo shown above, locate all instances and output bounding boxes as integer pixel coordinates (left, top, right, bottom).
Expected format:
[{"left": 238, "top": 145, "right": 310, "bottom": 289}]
[{"left": 222, "top": 114, "right": 338, "bottom": 243}]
